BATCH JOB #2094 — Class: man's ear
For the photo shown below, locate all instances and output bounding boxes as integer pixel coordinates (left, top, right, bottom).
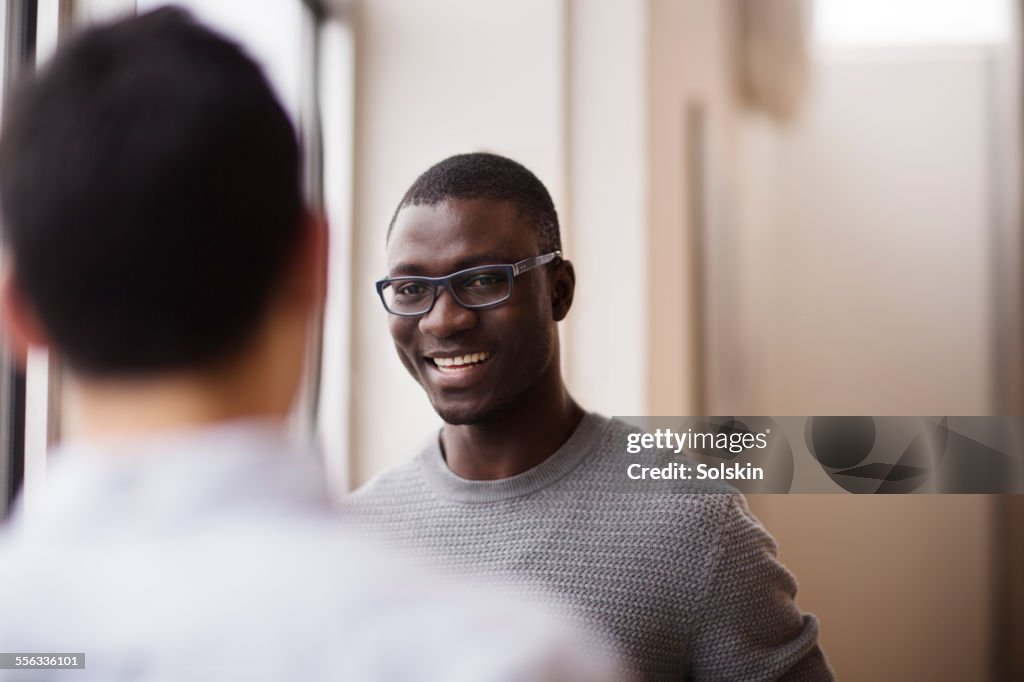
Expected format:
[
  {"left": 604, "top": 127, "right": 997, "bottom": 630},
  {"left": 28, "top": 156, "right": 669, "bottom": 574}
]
[
  {"left": 286, "top": 209, "right": 329, "bottom": 314},
  {"left": 0, "top": 266, "right": 50, "bottom": 367},
  {"left": 550, "top": 259, "right": 575, "bottom": 322}
]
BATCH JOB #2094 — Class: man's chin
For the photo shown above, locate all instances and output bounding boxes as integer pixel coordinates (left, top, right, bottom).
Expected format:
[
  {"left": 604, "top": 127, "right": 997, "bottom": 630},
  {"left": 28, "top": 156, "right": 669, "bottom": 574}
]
[
  {"left": 426, "top": 378, "right": 537, "bottom": 426},
  {"left": 430, "top": 394, "right": 510, "bottom": 426},
  {"left": 433, "top": 404, "right": 488, "bottom": 426}
]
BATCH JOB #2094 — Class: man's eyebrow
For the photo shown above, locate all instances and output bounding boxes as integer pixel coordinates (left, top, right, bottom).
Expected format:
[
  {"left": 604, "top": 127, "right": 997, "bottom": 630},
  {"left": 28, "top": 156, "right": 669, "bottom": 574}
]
[{"left": 388, "top": 252, "right": 518, "bottom": 277}]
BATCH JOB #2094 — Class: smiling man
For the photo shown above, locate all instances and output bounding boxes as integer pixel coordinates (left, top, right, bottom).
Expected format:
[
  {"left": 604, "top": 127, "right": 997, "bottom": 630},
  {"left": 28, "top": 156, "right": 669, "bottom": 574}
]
[
  {"left": 351, "top": 153, "right": 835, "bottom": 681},
  {"left": 378, "top": 186, "right": 578, "bottom": 480}
]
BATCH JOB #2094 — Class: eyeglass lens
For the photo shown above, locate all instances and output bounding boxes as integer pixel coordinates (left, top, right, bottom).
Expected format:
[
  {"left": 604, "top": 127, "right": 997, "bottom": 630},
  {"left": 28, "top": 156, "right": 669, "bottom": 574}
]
[{"left": 383, "top": 266, "right": 513, "bottom": 314}]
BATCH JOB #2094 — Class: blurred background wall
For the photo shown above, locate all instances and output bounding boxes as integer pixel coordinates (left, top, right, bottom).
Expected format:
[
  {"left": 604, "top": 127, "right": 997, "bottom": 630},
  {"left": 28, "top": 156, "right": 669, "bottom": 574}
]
[{"left": 2, "top": 0, "right": 1021, "bottom": 679}]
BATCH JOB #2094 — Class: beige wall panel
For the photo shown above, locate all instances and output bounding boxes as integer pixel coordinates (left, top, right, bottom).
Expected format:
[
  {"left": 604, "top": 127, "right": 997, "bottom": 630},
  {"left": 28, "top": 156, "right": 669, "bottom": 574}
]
[{"left": 750, "top": 495, "right": 993, "bottom": 682}]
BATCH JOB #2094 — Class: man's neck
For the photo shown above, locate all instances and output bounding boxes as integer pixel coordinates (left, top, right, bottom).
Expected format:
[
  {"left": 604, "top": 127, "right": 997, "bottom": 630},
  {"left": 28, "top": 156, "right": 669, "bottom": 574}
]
[
  {"left": 439, "top": 380, "right": 585, "bottom": 481},
  {"left": 69, "top": 368, "right": 291, "bottom": 442}
]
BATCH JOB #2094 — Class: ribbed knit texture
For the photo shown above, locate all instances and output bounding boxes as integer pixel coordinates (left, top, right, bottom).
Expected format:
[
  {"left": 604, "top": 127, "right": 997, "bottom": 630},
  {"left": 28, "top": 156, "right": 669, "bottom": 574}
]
[{"left": 348, "top": 413, "right": 834, "bottom": 681}]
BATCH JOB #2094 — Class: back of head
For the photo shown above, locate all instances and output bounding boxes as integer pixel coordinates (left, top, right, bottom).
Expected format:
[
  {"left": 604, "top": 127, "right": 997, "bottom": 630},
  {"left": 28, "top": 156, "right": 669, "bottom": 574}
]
[
  {"left": 0, "top": 8, "right": 304, "bottom": 377},
  {"left": 389, "top": 152, "right": 561, "bottom": 253}
]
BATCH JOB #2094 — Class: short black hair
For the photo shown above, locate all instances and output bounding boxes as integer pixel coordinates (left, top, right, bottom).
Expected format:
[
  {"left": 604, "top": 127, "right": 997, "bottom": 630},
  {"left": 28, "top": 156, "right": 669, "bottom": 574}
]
[
  {"left": 388, "top": 152, "right": 561, "bottom": 253},
  {"left": 0, "top": 8, "right": 304, "bottom": 376}
]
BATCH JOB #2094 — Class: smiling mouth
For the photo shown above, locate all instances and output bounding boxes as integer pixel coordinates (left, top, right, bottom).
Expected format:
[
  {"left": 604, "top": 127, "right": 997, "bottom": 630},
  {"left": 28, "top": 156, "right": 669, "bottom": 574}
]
[{"left": 429, "top": 352, "right": 493, "bottom": 372}]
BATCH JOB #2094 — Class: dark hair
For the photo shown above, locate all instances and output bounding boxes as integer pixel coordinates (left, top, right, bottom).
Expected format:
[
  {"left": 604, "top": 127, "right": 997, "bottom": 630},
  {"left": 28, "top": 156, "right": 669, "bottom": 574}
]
[
  {"left": 388, "top": 152, "right": 561, "bottom": 253},
  {"left": 0, "top": 8, "right": 304, "bottom": 376}
]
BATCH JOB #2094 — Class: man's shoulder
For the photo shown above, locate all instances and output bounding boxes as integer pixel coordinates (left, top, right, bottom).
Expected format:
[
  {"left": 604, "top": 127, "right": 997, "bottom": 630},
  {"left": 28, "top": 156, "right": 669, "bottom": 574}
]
[
  {"left": 0, "top": 519, "right": 617, "bottom": 681},
  {"left": 569, "top": 415, "right": 757, "bottom": 550}
]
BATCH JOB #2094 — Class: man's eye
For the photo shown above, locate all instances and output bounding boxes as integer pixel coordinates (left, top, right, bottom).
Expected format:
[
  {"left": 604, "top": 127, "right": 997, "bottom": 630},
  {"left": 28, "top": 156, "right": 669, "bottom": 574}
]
[
  {"left": 463, "top": 274, "right": 502, "bottom": 288},
  {"left": 395, "top": 282, "right": 429, "bottom": 297}
]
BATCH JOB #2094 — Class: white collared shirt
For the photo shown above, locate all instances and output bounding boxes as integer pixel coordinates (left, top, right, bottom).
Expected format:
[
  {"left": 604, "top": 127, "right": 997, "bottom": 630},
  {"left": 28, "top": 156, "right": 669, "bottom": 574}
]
[{"left": 0, "top": 421, "right": 614, "bottom": 681}]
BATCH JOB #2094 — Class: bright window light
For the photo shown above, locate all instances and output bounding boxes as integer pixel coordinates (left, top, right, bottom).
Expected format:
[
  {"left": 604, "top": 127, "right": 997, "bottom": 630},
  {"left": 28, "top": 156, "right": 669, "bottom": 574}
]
[
  {"left": 815, "top": 0, "right": 1011, "bottom": 46},
  {"left": 135, "top": 0, "right": 304, "bottom": 123}
]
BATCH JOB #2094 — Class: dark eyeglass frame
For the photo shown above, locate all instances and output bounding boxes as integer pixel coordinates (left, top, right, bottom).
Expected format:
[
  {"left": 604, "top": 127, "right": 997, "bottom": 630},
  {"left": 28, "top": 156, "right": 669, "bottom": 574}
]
[{"left": 376, "top": 251, "right": 562, "bottom": 317}]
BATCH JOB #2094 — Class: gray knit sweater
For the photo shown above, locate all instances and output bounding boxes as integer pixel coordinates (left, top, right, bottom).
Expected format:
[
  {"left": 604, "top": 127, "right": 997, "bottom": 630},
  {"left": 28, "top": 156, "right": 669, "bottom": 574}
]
[{"left": 348, "top": 413, "right": 833, "bottom": 681}]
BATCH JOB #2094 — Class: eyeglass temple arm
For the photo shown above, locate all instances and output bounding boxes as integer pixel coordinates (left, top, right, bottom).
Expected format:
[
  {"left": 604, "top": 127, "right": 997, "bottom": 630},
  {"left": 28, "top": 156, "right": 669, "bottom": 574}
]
[{"left": 513, "top": 251, "right": 562, "bottom": 276}]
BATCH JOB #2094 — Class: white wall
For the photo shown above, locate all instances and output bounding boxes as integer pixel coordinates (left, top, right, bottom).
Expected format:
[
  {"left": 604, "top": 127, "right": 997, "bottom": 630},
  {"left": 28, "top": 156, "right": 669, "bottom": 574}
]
[{"left": 565, "top": 1, "right": 647, "bottom": 418}]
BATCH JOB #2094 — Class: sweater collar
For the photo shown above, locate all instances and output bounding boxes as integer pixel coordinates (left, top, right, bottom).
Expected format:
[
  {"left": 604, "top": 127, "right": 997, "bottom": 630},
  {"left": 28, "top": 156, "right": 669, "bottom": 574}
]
[{"left": 417, "top": 412, "right": 610, "bottom": 503}]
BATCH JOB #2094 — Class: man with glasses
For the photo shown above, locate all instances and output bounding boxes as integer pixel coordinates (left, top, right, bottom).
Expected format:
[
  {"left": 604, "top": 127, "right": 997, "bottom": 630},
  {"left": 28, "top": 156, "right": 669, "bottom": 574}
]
[{"left": 352, "top": 152, "right": 834, "bottom": 680}]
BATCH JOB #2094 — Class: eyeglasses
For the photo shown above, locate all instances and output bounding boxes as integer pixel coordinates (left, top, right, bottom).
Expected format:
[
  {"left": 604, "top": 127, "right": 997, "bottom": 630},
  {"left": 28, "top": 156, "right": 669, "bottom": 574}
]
[{"left": 376, "top": 251, "right": 562, "bottom": 317}]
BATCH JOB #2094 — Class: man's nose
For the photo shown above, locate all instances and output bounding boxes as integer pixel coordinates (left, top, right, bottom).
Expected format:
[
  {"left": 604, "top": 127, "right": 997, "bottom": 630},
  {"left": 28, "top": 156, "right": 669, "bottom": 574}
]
[{"left": 418, "top": 288, "right": 477, "bottom": 337}]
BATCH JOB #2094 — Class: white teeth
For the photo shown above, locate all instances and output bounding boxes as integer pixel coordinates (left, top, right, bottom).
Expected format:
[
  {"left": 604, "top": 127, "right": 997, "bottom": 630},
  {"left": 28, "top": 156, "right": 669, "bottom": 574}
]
[{"left": 432, "top": 352, "right": 491, "bottom": 369}]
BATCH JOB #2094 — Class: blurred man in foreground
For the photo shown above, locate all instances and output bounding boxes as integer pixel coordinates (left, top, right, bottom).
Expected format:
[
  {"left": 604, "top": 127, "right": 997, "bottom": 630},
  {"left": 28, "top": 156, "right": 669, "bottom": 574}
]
[
  {"left": 0, "top": 10, "right": 612, "bottom": 681},
  {"left": 351, "top": 152, "right": 834, "bottom": 680}
]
